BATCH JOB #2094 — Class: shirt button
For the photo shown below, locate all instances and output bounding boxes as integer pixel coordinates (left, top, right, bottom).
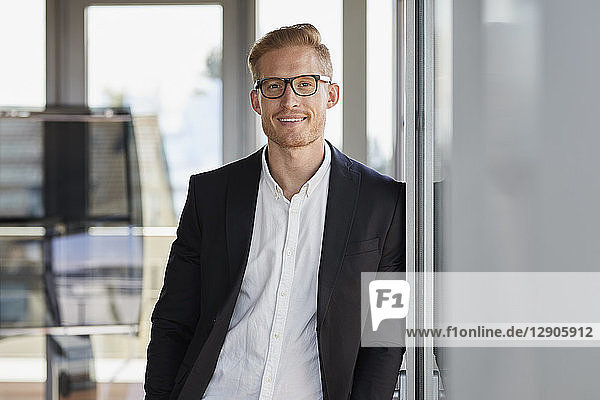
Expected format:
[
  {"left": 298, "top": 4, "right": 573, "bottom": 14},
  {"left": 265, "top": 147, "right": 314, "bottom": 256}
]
[
  {"left": 266, "top": 376, "right": 272, "bottom": 383},
  {"left": 280, "top": 290, "right": 287, "bottom": 297},
  {"left": 291, "top": 209, "right": 297, "bottom": 214},
  {"left": 274, "top": 332, "right": 280, "bottom": 339},
  {"left": 286, "top": 249, "right": 293, "bottom": 256}
]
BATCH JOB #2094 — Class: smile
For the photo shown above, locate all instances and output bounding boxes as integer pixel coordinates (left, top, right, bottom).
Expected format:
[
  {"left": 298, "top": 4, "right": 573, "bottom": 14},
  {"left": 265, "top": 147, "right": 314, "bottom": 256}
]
[{"left": 277, "top": 117, "right": 307, "bottom": 123}]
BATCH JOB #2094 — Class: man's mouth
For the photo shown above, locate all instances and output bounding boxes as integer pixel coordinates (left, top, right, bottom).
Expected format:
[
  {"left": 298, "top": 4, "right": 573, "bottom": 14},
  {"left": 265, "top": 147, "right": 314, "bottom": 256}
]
[{"left": 276, "top": 116, "right": 307, "bottom": 124}]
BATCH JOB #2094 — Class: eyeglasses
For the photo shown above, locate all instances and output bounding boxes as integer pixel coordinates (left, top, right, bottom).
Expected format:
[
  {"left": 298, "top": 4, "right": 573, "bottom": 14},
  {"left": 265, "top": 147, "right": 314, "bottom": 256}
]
[{"left": 254, "top": 74, "right": 332, "bottom": 99}]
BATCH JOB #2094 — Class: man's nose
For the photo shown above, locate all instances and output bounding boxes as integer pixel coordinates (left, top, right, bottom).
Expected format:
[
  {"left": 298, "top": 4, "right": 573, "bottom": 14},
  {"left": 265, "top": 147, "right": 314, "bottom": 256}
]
[{"left": 279, "top": 82, "right": 300, "bottom": 108}]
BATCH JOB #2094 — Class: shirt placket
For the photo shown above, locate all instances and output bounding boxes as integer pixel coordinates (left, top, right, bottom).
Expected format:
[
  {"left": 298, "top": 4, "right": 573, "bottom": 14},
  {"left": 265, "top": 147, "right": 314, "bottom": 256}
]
[{"left": 258, "top": 185, "right": 307, "bottom": 400}]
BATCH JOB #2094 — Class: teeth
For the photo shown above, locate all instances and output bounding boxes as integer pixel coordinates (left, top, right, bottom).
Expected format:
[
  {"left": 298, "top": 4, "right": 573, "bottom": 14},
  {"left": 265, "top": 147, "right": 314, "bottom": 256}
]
[{"left": 278, "top": 118, "right": 304, "bottom": 122}]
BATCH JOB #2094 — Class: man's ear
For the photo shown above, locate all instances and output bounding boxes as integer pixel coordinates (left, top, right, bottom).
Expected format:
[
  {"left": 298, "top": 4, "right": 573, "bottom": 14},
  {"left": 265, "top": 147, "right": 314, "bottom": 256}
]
[
  {"left": 250, "top": 90, "right": 262, "bottom": 115},
  {"left": 326, "top": 83, "right": 340, "bottom": 109}
]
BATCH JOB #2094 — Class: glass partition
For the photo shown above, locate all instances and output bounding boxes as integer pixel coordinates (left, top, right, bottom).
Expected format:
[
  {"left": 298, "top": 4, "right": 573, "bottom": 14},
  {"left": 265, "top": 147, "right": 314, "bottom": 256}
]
[
  {"left": 432, "top": 1, "right": 600, "bottom": 399},
  {"left": 0, "top": 108, "right": 143, "bottom": 330}
]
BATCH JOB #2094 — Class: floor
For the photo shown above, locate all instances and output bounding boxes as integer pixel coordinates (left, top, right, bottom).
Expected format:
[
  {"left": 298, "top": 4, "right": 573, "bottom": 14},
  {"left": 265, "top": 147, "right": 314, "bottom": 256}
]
[{"left": 0, "top": 382, "right": 144, "bottom": 400}]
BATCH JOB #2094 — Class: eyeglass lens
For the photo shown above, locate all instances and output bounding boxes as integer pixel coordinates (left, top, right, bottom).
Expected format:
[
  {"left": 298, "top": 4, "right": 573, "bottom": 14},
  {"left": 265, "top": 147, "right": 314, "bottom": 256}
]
[{"left": 261, "top": 76, "right": 318, "bottom": 98}]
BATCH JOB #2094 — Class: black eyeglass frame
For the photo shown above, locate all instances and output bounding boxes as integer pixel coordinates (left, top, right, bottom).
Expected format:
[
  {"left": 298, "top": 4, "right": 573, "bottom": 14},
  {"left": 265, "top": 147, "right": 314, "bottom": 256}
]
[{"left": 254, "top": 74, "right": 332, "bottom": 99}]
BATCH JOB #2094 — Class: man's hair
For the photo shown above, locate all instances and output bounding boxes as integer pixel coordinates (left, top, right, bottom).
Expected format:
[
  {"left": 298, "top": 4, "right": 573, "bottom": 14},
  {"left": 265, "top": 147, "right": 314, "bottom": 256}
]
[{"left": 247, "top": 23, "right": 333, "bottom": 82}]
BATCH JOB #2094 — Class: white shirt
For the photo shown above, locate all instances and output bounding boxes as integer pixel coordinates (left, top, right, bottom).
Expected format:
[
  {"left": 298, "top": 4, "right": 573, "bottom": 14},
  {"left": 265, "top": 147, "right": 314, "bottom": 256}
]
[{"left": 202, "top": 143, "right": 331, "bottom": 400}]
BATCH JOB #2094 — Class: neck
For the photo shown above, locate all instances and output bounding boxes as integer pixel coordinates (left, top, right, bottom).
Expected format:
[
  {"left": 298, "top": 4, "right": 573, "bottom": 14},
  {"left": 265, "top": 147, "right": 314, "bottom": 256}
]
[{"left": 266, "top": 138, "right": 326, "bottom": 200}]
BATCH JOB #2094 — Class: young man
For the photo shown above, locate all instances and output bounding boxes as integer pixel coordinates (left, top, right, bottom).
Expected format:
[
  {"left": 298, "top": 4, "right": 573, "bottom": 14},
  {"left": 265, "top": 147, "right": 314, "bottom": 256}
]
[{"left": 145, "top": 23, "right": 405, "bottom": 400}]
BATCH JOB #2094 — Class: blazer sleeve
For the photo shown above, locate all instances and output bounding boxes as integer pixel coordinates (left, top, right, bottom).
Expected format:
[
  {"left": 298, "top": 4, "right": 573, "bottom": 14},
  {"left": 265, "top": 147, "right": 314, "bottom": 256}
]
[
  {"left": 350, "top": 182, "right": 405, "bottom": 400},
  {"left": 145, "top": 176, "right": 203, "bottom": 400}
]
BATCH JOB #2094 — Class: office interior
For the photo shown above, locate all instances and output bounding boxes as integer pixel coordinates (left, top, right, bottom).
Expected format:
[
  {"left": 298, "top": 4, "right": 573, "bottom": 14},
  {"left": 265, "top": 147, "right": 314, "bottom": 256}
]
[{"left": 1, "top": 0, "right": 600, "bottom": 399}]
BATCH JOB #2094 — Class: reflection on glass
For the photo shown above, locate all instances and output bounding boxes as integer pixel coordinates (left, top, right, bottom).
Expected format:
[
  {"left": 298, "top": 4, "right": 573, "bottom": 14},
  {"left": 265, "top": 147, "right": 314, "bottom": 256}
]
[
  {"left": 0, "top": 110, "right": 143, "bottom": 330},
  {"left": 52, "top": 232, "right": 143, "bottom": 326},
  {"left": 87, "top": 5, "right": 223, "bottom": 219},
  {"left": 1, "top": 230, "right": 143, "bottom": 329},
  {"left": 47, "top": 335, "right": 96, "bottom": 399},
  {"left": 0, "top": 119, "right": 44, "bottom": 217},
  {"left": 256, "top": 0, "right": 343, "bottom": 149},
  {"left": 0, "top": 239, "right": 43, "bottom": 273},
  {"left": 89, "top": 123, "right": 129, "bottom": 217},
  {"left": 0, "top": 239, "right": 45, "bottom": 327}
]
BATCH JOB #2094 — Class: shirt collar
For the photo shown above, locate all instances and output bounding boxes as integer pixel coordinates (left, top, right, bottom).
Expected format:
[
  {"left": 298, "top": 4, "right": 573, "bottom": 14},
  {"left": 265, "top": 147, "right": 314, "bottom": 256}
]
[{"left": 261, "top": 142, "right": 331, "bottom": 200}]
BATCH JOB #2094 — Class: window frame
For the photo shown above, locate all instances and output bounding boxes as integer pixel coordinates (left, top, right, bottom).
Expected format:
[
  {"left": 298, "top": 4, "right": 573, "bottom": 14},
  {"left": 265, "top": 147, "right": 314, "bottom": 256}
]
[{"left": 46, "top": 0, "right": 256, "bottom": 163}]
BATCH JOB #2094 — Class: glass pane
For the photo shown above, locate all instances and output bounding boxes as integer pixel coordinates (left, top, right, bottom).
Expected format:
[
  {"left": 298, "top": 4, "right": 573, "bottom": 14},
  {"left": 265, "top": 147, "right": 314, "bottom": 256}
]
[
  {"left": 256, "top": 0, "right": 343, "bottom": 149},
  {"left": 367, "top": 0, "right": 395, "bottom": 175},
  {"left": 0, "top": 119, "right": 44, "bottom": 217},
  {"left": 89, "top": 122, "right": 129, "bottom": 217},
  {"left": 52, "top": 231, "right": 143, "bottom": 326},
  {"left": 0, "top": 1, "right": 45, "bottom": 108},
  {"left": 0, "top": 239, "right": 45, "bottom": 328},
  {"left": 87, "top": 5, "right": 223, "bottom": 220},
  {"left": 433, "top": 1, "right": 600, "bottom": 399},
  {"left": 0, "top": 111, "right": 144, "bottom": 330}
]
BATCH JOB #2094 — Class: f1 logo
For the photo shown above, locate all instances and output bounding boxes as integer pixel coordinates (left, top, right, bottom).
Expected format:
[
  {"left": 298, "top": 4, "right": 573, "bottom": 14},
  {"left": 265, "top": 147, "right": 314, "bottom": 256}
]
[{"left": 369, "top": 280, "right": 410, "bottom": 331}]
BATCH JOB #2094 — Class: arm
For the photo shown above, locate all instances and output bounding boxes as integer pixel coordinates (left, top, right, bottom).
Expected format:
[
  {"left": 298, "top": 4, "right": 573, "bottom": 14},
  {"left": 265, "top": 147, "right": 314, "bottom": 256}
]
[
  {"left": 350, "top": 183, "right": 405, "bottom": 400},
  {"left": 144, "top": 176, "right": 203, "bottom": 400}
]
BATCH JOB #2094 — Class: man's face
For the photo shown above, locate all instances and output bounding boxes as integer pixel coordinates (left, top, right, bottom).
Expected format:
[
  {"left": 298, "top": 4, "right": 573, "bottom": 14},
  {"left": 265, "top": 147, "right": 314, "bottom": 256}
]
[{"left": 250, "top": 46, "right": 339, "bottom": 149}]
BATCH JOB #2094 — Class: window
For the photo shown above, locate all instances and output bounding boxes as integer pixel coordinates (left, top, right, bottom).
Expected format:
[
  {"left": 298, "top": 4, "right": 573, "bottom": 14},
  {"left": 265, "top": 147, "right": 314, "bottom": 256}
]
[
  {"left": 0, "top": 1, "right": 45, "bottom": 108},
  {"left": 367, "top": 0, "right": 395, "bottom": 175},
  {"left": 87, "top": 5, "right": 223, "bottom": 220}
]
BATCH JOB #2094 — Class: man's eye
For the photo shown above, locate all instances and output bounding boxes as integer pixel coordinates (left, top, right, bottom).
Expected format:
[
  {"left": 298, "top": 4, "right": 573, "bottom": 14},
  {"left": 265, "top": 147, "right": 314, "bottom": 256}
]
[{"left": 267, "top": 83, "right": 282, "bottom": 89}]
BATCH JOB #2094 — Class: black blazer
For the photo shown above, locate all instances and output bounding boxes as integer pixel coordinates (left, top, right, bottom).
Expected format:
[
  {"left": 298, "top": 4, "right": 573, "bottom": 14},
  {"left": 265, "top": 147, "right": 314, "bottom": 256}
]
[{"left": 145, "top": 142, "right": 405, "bottom": 400}]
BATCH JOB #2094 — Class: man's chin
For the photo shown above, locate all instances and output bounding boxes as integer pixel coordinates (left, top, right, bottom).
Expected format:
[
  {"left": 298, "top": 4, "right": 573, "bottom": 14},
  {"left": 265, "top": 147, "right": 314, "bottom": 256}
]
[{"left": 265, "top": 132, "right": 321, "bottom": 149}]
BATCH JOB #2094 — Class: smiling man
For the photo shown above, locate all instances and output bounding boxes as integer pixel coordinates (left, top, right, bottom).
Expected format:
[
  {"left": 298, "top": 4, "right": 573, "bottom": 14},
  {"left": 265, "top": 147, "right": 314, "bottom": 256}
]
[{"left": 145, "top": 24, "right": 405, "bottom": 400}]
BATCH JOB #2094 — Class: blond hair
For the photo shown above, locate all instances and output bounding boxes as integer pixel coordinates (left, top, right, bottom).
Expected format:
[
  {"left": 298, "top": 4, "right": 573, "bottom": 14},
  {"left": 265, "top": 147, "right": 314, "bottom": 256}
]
[{"left": 248, "top": 23, "right": 333, "bottom": 82}]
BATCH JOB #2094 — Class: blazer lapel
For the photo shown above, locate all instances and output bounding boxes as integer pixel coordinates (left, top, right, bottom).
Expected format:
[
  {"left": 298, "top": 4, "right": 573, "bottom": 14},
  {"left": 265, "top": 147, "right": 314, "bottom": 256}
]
[{"left": 317, "top": 142, "right": 361, "bottom": 330}]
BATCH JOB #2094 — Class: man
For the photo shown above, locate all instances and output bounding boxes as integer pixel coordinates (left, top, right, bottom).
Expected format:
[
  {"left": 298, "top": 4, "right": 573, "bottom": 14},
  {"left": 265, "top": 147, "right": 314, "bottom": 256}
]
[{"left": 145, "top": 23, "right": 404, "bottom": 400}]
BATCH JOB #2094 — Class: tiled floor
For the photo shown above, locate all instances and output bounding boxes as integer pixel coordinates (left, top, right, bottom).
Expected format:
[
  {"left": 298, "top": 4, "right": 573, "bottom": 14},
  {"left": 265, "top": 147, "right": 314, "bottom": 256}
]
[{"left": 0, "top": 382, "right": 144, "bottom": 400}]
